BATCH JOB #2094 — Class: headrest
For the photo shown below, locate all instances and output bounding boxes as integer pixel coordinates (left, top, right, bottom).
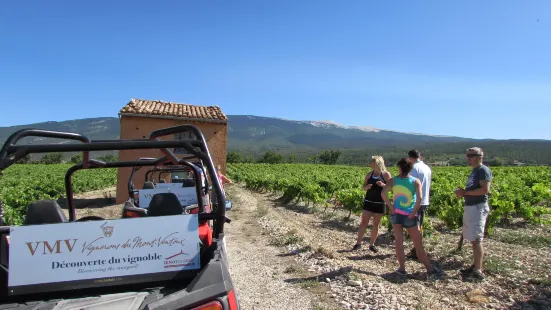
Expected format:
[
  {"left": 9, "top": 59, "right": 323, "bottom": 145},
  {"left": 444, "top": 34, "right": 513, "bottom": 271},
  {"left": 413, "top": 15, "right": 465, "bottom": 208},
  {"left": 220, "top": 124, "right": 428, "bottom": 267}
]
[
  {"left": 143, "top": 181, "right": 155, "bottom": 189},
  {"left": 147, "top": 193, "right": 183, "bottom": 217},
  {"left": 24, "top": 200, "right": 68, "bottom": 225},
  {"left": 181, "top": 179, "right": 196, "bottom": 188}
]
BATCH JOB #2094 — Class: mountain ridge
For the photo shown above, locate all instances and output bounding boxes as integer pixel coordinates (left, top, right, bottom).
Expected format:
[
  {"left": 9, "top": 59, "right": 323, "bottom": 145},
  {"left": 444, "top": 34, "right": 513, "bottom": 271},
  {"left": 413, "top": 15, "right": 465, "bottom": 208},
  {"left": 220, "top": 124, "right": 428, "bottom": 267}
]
[{"left": 1, "top": 115, "right": 549, "bottom": 165}]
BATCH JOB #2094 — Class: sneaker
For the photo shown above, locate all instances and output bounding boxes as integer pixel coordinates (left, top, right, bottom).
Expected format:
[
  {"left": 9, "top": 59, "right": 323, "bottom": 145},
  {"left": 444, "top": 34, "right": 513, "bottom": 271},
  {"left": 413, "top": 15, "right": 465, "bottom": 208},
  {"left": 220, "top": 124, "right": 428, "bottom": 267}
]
[
  {"left": 428, "top": 266, "right": 445, "bottom": 280},
  {"left": 352, "top": 244, "right": 362, "bottom": 251},
  {"left": 470, "top": 269, "right": 485, "bottom": 281},
  {"left": 369, "top": 245, "right": 379, "bottom": 253},
  {"left": 460, "top": 264, "right": 475, "bottom": 274}
]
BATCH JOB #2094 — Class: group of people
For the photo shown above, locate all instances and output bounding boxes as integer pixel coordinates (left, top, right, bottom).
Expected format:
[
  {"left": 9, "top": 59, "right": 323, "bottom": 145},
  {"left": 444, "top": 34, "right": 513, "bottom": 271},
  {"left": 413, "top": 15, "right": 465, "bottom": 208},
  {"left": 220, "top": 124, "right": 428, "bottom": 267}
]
[{"left": 352, "top": 147, "right": 492, "bottom": 281}]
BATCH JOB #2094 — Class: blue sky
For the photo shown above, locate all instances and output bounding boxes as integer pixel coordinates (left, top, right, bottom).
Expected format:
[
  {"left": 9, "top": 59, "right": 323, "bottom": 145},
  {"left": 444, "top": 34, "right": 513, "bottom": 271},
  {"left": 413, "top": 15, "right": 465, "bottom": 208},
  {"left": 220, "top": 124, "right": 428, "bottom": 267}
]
[{"left": 0, "top": 1, "right": 549, "bottom": 140}]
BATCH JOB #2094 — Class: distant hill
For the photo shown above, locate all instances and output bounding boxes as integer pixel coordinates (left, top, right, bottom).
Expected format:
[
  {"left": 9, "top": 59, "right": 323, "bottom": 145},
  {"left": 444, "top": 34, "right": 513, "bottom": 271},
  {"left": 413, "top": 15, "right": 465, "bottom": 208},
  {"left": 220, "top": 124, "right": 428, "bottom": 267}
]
[
  {"left": 226, "top": 115, "right": 473, "bottom": 151},
  {"left": 1, "top": 115, "right": 550, "bottom": 165},
  {"left": 0, "top": 117, "right": 120, "bottom": 144}
]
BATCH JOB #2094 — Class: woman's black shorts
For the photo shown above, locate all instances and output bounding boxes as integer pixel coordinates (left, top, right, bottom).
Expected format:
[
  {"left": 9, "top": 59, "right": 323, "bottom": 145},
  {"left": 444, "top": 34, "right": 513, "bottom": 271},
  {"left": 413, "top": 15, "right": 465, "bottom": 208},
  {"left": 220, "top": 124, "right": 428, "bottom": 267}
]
[{"left": 363, "top": 200, "right": 386, "bottom": 214}]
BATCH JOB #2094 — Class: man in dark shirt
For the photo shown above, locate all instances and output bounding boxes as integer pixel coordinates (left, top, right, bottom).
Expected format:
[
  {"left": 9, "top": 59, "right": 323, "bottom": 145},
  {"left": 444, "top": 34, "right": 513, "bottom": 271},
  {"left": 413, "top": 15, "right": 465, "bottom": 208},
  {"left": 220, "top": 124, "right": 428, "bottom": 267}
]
[{"left": 455, "top": 147, "right": 492, "bottom": 281}]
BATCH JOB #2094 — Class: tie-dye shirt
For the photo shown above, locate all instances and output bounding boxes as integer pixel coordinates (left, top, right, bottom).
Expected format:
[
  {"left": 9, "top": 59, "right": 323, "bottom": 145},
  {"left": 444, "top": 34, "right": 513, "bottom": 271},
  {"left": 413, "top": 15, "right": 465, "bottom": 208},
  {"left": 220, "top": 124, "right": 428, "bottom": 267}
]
[{"left": 392, "top": 176, "right": 417, "bottom": 215}]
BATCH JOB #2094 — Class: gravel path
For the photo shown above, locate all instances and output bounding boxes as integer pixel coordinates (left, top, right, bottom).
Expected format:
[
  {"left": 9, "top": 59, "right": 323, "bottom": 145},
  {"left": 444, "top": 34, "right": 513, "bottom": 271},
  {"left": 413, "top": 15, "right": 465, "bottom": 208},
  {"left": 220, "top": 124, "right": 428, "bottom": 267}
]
[
  {"left": 66, "top": 184, "right": 551, "bottom": 309},
  {"left": 224, "top": 185, "right": 340, "bottom": 310},
  {"left": 224, "top": 184, "right": 551, "bottom": 310}
]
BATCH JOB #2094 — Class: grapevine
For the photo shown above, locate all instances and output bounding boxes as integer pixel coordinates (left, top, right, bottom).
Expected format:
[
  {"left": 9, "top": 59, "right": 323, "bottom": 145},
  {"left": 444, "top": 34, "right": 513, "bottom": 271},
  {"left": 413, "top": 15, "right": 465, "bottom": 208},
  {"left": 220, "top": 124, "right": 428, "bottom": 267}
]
[
  {"left": 227, "top": 163, "right": 551, "bottom": 232},
  {"left": 0, "top": 164, "right": 117, "bottom": 226}
]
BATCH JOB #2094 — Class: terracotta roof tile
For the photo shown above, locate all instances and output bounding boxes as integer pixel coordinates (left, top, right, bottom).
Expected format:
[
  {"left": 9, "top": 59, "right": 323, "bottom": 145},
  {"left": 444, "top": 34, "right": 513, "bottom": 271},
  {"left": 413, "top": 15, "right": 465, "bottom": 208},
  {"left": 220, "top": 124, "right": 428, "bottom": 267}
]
[{"left": 119, "top": 98, "right": 227, "bottom": 122}]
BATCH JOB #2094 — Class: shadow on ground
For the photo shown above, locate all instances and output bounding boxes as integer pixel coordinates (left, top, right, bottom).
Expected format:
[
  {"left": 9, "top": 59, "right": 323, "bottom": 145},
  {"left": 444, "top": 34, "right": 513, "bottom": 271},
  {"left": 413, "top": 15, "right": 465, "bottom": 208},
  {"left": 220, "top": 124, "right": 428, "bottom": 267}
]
[
  {"left": 57, "top": 197, "right": 116, "bottom": 209},
  {"left": 277, "top": 246, "right": 313, "bottom": 257},
  {"left": 346, "top": 253, "right": 394, "bottom": 261},
  {"left": 511, "top": 285, "right": 551, "bottom": 310}
]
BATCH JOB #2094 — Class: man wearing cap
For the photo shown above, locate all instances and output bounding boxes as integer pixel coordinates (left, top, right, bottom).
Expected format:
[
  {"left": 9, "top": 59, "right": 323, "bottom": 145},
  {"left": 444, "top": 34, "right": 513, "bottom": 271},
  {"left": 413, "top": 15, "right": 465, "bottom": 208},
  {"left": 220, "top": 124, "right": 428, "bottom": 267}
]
[{"left": 455, "top": 147, "right": 492, "bottom": 281}]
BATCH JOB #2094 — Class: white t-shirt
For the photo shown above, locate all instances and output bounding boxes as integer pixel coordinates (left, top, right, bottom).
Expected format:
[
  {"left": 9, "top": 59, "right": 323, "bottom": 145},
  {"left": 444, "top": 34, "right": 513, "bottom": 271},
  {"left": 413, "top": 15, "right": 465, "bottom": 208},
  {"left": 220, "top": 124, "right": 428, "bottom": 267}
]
[{"left": 410, "top": 160, "right": 432, "bottom": 205}]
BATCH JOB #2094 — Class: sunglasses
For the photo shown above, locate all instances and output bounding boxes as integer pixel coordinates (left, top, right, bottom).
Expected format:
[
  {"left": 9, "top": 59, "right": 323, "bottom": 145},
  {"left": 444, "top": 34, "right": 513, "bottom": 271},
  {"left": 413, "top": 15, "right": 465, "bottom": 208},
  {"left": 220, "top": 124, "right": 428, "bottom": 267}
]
[{"left": 466, "top": 154, "right": 481, "bottom": 158}]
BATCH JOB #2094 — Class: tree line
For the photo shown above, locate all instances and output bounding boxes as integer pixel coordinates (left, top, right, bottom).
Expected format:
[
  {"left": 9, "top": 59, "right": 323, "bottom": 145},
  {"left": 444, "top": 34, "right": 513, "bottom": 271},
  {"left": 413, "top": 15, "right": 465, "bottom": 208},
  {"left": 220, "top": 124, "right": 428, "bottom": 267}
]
[
  {"left": 227, "top": 148, "right": 548, "bottom": 167},
  {"left": 227, "top": 149, "right": 343, "bottom": 165},
  {"left": 15, "top": 153, "right": 118, "bottom": 165}
]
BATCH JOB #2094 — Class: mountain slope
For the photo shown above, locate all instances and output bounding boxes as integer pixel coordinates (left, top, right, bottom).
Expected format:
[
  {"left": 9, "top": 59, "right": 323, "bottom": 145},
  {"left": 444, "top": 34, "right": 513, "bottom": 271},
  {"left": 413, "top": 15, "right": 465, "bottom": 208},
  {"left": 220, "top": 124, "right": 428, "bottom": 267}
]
[
  {"left": 0, "top": 117, "right": 120, "bottom": 145},
  {"left": 0, "top": 115, "right": 549, "bottom": 165},
  {"left": 227, "top": 115, "right": 473, "bottom": 151}
]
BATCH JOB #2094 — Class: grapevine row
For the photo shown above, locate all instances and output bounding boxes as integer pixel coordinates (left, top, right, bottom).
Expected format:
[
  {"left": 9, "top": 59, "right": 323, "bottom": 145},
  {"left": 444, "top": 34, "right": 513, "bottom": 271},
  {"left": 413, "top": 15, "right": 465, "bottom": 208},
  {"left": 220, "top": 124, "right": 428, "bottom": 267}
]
[
  {"left": 227, "top": 163, "right": 551, "bottom": 232},
  {"left": 0, "top": 164, "right": 117, "bottom": 225}
]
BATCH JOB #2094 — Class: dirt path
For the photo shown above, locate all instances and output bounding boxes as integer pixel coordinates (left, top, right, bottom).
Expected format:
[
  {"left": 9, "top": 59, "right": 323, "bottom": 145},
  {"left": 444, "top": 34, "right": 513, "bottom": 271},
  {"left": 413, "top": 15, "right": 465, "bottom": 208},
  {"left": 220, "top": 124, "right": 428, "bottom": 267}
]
[
  {"left": 224, "top": 185, "right": 341, "bottom": 310},
  {"left": 224, "top": 184, "right": 551, "bottom": 310},
  {"left": 63, "top": 184, "right": 550, "bottom": 309},
  {"left": 68, "top": 185, "right": 341, "bottom": 309}
]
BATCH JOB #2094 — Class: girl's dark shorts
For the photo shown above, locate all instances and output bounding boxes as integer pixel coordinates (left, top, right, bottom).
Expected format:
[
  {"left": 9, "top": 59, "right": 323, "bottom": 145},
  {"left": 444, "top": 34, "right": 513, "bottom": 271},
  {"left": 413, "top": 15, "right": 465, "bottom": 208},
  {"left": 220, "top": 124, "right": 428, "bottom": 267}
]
[
  {"left": 363, "top": 200, "right": 386, "bottom": 214},
  {"left": 389, "top": 213, "right": 419, "bottom": 228}
]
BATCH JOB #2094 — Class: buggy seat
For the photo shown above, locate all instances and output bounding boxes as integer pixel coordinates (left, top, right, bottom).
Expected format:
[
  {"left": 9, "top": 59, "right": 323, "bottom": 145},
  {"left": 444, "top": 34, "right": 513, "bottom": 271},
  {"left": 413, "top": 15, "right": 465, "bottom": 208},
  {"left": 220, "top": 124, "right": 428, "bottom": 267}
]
[
  {"left": 143, "top": 181, "right": 155, "bottom": 189},
  {"left": 23, "top": 200, "right": 68, "bottom": 225},
  {"left": 147, "top": 193, "right": 183, "bottom": 216}
]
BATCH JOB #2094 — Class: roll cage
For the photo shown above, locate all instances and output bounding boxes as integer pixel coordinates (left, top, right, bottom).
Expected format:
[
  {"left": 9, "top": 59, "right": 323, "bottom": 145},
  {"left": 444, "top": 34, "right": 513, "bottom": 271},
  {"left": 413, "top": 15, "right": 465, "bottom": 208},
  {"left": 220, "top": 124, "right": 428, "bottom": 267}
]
[
  {"left": 127, "top": 159, "right": 210, "bottom": 207},
  {"left": 0, "top": 124, "right": 228, "bottom": 238}
]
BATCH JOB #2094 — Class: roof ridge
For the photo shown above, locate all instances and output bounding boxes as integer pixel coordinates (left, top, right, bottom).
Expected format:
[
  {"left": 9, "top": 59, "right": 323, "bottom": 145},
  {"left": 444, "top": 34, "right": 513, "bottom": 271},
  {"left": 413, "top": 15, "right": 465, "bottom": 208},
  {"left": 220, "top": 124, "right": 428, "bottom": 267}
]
[
  {"left": 120, "top": 98, "right": 227, "bottom": 122},
  {"left": 129, "top": 98, "right": 220, "bottom": 108}
]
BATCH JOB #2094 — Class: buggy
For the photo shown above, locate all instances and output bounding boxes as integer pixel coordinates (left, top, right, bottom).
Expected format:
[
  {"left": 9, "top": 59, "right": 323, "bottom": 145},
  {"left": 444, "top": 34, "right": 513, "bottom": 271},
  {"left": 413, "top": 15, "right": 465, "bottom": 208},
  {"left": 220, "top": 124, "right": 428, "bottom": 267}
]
[
  {"left": 126, "top": 158, "right": 232, "bottom": 216},
  {"left": 0, "top": 124, "right": 240, "bottom": 309}
]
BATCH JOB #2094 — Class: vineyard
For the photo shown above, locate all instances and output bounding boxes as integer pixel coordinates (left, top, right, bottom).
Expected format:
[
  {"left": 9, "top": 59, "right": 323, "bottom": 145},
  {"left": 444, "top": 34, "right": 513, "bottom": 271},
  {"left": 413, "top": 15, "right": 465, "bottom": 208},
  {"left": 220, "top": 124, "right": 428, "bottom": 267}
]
[
  {"left": 1, "top": 162, "right": 550, "bottom": 234},
  {"left": 0, "top": 164, "right": 117, "bottom": 226},
  {"left": 227, "top": 163, "right": 551, "bottom": 234}
]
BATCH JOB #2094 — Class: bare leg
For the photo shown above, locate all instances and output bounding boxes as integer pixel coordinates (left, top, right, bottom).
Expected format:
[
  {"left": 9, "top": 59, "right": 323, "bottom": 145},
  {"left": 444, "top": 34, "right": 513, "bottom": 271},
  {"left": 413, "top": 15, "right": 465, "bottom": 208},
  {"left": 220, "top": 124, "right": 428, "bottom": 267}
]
[
  {"left": 370, "top": 214, "right": 383, "bottom": 246},
  {"left": 356, "top": 211, "right": 373, "bottom": 245},
  {"left": 471, "top": 240, "right": 484, "bottom": 272},
  {"left": 393, "top": 224, "right": 406, "bottom": 271},
  {"left": 407, "top": 226, "right": 433, "bottom": 272}
]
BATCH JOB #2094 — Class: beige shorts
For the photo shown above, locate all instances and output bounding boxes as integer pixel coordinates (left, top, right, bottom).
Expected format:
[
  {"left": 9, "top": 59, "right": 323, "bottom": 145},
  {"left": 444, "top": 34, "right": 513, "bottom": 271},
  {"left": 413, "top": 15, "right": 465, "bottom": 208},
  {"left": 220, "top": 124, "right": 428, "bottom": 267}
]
[{"left": 463, "top": 202, "right": 490, "bottom": 242}]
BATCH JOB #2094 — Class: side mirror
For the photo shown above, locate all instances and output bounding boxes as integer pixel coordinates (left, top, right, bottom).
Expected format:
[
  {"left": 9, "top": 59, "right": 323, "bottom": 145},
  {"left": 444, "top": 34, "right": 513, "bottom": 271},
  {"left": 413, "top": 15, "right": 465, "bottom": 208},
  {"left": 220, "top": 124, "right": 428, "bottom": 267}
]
[{"left": 225, "top": 200, "right": 233, "bottom": 211}]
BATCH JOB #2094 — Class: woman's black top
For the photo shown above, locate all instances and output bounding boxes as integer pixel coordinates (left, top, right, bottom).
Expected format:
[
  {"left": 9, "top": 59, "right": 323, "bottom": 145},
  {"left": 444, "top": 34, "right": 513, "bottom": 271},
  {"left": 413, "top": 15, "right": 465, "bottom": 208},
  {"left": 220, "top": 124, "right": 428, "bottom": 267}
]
[{"left": 364, "top": 172, "right": 386, "bottom": 203}]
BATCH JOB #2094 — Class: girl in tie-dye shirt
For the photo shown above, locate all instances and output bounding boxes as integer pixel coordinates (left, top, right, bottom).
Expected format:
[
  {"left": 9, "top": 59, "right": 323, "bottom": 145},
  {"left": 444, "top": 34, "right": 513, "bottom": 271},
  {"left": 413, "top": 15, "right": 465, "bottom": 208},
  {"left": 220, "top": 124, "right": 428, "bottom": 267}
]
[
  {"left": 391, "top": 175, "right": 418, "bottom": 216},
  {"left": 381, "top": 158, "right": 444, "bottom": 279}
]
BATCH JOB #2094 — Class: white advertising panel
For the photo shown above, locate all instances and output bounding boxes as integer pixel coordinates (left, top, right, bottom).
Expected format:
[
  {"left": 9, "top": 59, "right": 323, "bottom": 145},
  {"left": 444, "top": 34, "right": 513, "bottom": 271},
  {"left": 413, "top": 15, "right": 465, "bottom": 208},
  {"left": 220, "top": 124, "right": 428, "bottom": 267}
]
[
  {"left": 138, "top": 187, "right": 198, "bottom": 208},
  {"left": 8, "top": 215, "right": 201, "bottom": 289}
]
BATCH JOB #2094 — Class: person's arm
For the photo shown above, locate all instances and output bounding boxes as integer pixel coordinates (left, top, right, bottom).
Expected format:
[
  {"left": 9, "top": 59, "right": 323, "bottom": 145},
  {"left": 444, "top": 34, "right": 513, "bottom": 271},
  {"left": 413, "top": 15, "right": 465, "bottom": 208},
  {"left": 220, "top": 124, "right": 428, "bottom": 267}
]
[
  {"left": 455, "top": 186, "right": 465, "bottom": 198},
  {"left": 362, "top": 174, "right": 372, "bottom": 191},
  {"left": 463, "top": 180, "right": 490, "bottom": 196},
  {"left": 376, "top": 171, "right": 392, "bottom": 187},
  {"left": 381, "top": 178, "right": 394, "bottom": 214},
  {"left": 220, "top": 174, "right": 233, "bottom": 184},
  {"left": 409, "top": 179, "right": 423, "bottom": 219},
  {"left": 462, "top": 168, "right": 492, "bottom": 196}
]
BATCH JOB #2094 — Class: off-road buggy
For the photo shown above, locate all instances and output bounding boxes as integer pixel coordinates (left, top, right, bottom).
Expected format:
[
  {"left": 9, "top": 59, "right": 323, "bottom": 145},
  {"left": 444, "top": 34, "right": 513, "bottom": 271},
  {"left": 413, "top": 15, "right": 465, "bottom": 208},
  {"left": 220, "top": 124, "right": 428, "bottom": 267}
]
[
  {"left": 125, "top": 157, "right": 232, "bottom": 216},
  {"left": 0, "top": 124, "right": 240, "bottom": 309}
]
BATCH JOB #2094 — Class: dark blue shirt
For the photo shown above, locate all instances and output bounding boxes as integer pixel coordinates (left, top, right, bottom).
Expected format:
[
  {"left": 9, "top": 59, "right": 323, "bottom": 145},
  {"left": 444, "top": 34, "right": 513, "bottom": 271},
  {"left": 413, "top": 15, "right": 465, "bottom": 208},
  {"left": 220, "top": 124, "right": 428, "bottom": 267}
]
[{"left": 465, "top": 164, "right": 493, "bottom": 205}]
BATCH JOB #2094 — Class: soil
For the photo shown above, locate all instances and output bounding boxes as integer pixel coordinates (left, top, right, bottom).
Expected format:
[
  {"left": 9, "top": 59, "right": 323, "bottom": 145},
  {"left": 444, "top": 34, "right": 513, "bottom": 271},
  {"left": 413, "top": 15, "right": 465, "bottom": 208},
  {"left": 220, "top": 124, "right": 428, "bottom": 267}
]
[
  {"left": 60, "top": 186, "right": 122, "bottom": 220},
  {"left": 64, "top": 185, "right": 342, "bottom": 310},
  {"left": 65, "top": 184, "right": 551, "bottom": 310},
  {"left": 224, "top": 184, "right": 551, "bottom": 310}
]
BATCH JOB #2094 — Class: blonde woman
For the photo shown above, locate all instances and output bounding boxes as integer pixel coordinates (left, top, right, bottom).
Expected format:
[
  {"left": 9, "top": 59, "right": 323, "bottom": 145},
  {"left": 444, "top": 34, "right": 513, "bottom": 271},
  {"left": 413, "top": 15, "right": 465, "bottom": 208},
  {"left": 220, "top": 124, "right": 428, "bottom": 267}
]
[{"left": 352, "top": 156, "right": 392, "bottom": 252}]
